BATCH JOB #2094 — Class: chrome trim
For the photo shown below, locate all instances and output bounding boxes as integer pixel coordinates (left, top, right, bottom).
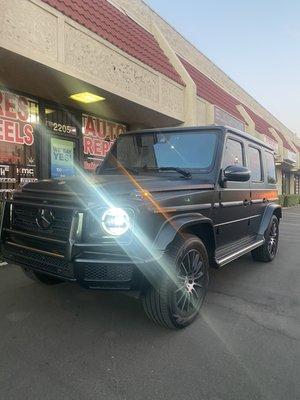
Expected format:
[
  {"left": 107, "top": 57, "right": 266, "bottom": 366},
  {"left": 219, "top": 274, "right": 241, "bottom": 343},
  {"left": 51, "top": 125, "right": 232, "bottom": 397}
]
[
  {"left": 251, "top": 199, "right": 264, "bottom": 204},
  {"left": 8, "top": 199, "right": 77, "bottom": 211},
  {"left": 217, "top": 239, "right": 264, "bottom": 266},
  {"left": 153, "top": 203, "right": 212, "bottom": 213},
  {"left": 5, "top": 241, "right": 65, "bottom": 259},
  {"left": 3, "top": 228, "right": 67, "bottom": 244},
  {"left": 215, "top": 214, "right": 260, "bottom": 227},
  {"left": 220, "top": 201, "right": 244, "bottom": 207}
]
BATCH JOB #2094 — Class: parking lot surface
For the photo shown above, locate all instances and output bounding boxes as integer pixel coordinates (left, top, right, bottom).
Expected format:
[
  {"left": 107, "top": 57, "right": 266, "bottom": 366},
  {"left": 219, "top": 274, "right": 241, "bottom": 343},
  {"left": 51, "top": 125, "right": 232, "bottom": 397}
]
[{"left": 0, "top": 207, "right": 299, "bottom": 400}]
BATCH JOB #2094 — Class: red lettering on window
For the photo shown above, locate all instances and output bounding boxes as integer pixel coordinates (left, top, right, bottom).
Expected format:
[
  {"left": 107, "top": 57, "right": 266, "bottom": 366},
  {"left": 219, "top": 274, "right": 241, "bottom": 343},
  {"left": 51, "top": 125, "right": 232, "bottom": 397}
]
[
  {"left": 4, "top": 92, "right": 17, "bottom": 119},
  {"left": 18, "top": 96, "right": 29, "bottom": 122},
  {"left": 85, "top": 116, "right": 95, "bottom": 135},
  {"left": 23, "top": 124, "right": 34, "bottom": 145},
  {"left": 83, "top": 137, "right": 94, "bottom": 154},
  {"left": 4, "top": 120, "right": 15, "bottom": 142}
]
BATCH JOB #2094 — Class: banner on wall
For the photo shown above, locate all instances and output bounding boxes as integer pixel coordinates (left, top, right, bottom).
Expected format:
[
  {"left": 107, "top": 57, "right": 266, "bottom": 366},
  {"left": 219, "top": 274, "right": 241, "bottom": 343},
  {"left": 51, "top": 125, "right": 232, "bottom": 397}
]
[
  {"left": 0, "top": 90, "right": 38, "bottom": 196},
  {"left": 214, "top": 106, "right": 245, "bottom": 132},
  {"left": 82, "top": 114, "right": 126, "bottom": 172},
  {"left": 50, "top": 137, "right": 75, "bottom": 178}
]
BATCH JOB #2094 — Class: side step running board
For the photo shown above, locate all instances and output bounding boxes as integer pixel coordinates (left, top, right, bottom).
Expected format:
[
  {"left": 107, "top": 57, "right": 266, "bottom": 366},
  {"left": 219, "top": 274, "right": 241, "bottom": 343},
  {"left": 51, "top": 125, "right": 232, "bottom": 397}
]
[{"left": 216, "top": 239, "right": 264, "bottom": 267}]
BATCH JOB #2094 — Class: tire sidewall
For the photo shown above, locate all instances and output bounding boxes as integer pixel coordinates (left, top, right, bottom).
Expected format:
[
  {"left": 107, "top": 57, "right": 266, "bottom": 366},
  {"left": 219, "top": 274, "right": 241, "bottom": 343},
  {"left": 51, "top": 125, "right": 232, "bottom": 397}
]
[{"left": 264, "top": 215, "right": 279, "bottom": 261}]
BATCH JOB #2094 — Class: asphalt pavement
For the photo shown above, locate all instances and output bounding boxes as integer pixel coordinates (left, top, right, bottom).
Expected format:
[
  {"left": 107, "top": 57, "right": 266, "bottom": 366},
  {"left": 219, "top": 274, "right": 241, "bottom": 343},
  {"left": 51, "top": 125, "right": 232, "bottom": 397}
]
[{"left": 0, "top": 207, "right": 299, "bottom": 400}]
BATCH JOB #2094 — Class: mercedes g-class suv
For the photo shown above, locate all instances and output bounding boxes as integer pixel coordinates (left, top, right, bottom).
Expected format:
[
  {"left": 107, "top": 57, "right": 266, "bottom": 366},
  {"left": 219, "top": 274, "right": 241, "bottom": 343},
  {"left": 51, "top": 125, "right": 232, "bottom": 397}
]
[{"left": 0, "top": 126, "right": 281, "bottom": 329}]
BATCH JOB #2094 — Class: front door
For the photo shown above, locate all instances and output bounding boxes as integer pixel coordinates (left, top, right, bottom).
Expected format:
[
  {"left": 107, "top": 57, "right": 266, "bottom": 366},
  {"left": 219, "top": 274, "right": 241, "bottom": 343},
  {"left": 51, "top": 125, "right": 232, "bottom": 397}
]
[
  {"left": 213, "top": 136, "right": 251, "bottom": 249},
  {"left": 50, "top": 136, "right": 77, "bottom": 179},
  {"left": 44, "top": 106, "right": 79, "bottom": 179}
]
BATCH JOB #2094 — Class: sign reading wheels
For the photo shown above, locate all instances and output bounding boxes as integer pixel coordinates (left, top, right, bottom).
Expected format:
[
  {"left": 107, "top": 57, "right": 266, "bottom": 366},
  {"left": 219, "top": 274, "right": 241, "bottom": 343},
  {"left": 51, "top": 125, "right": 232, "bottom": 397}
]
[
  {"left": 50, "top": 137, "right": 75, "bottom": 178},
  {"left": 0, "top": 90, "right": 38, "bottom": 195},
  {"left": 0, "top": 90, "right": 36, "bottom": 146}
]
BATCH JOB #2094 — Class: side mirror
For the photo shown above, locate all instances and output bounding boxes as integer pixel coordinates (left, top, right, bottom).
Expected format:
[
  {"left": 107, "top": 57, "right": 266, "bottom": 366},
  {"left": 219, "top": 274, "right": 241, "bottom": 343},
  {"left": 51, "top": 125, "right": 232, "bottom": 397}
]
[{"left": 223, "top": 165, "right": 251, "bottom": 182}]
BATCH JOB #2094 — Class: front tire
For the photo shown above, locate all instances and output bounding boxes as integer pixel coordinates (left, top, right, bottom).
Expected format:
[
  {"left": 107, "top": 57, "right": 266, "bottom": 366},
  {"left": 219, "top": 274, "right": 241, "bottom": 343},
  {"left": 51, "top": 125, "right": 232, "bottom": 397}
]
[
  {"left": 22, "top": 267, "right": 63, "bottom": 285},
  {"left": 142, "top": 234, "right": 209, "bottom": 329},
  {"left": 251, "top": 215, "right": 279, "bottom": 262}
]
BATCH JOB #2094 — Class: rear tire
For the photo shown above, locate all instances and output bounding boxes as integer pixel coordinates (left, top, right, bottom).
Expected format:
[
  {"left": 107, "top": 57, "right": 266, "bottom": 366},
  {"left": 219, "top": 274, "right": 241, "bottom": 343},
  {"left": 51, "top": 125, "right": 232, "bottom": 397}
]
[
  {"left": 142, "top": 234, "right": 209, "bottom": 329},
  {"left": 22, "top": 267, "right": 63, "bottom": 285},
  {"left": 251, "top": 215, "right": 279, "bottom": 262}
]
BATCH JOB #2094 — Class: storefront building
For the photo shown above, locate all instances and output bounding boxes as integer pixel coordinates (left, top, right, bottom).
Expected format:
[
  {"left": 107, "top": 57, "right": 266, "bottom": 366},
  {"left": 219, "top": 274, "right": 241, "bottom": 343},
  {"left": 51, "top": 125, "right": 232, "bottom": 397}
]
[
  {"left": 0, "top": 0, "right": 299, "bottom": 197},
  {"left": 0, "top": 88, "right": 127, "bottom": 197}
]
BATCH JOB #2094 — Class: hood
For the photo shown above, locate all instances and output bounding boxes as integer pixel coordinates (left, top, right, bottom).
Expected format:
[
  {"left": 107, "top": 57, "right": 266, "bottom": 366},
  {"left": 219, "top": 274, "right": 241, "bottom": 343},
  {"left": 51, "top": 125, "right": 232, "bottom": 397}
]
[{"left": 21, "top": 174, "right": 214, "bottom": 198}]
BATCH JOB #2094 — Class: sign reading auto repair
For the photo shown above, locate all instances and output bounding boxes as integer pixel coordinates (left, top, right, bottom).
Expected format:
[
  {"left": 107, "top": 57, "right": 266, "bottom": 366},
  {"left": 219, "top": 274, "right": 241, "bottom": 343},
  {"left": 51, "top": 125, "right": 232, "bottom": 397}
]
[
  {"left": 0, "top": 90, "right": 38, "bottom": 195},
  {"left": 82, "top": 114, "right": 126, "bottom": 171}
]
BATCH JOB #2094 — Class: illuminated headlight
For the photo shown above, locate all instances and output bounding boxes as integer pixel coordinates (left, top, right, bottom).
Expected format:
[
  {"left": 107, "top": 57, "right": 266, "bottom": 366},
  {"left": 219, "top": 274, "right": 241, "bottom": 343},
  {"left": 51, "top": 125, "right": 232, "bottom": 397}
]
[{"left": 101, "top": 208, "right": 131, "bottom": 236}]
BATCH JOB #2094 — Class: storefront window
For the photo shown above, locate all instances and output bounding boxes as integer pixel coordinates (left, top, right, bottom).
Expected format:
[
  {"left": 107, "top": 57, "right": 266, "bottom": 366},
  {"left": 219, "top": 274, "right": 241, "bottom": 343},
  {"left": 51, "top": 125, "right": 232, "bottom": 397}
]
[
  {"left": 265, "top": 151, "right": 277, "bottom": 184},
  {"left": 282, "top": 171, "right": 290, "bottom": 195},
  {"left": 0, "top": 89, "right": 38, "bottom": 198},
  {"left": 295, "top": 175, "right": 300, "bottom": 195},
  {"left": 82, "top": 113, "right": 126, "bottom": 172}
]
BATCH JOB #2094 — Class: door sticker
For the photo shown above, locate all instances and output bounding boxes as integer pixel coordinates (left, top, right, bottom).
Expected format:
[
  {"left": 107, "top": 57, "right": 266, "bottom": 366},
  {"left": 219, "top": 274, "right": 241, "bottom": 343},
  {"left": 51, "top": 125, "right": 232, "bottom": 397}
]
[{"left": 50, "top": 137, "right": 75, "bottom": 178}]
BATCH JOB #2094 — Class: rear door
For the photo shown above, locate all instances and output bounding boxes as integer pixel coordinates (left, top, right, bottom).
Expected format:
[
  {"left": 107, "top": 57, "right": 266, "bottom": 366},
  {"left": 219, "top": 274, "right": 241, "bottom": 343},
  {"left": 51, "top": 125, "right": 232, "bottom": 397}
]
[
  {"left": 248, "top": 147, "right": 277, "bottom": 236},
  {"left": 213, "top": 135, "right": 251, "bottom": 249}
]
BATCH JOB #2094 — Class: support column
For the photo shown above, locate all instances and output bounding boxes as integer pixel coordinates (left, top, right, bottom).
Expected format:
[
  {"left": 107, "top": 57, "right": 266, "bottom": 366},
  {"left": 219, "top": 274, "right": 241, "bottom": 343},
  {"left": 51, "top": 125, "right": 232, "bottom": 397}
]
[
  {"left": 151, "top": 20, "right": 197, "bottom": 126},
  {"left": 290, "top": 172, "right": 295, "bottom": 195},
  {"left": 276, "top": 166, "right": 283, "bottom": 195}
]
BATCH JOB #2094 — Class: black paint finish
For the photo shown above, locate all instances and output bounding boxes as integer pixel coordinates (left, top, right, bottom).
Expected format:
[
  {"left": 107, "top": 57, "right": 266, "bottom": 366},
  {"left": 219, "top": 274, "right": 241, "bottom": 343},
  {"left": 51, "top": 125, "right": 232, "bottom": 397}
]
[{"left": 0, "top": 126, "right": 281, "bottom": 291}]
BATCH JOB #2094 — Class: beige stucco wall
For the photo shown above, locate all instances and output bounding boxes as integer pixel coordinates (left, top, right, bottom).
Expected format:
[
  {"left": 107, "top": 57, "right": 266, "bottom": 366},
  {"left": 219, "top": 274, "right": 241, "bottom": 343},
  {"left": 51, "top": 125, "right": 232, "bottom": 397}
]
[
  {"left": 113, "top": 0, "right": 296, "bottom": 145},
  {"left": 0, "top": 0, "right": 185, "bottom": 122}
]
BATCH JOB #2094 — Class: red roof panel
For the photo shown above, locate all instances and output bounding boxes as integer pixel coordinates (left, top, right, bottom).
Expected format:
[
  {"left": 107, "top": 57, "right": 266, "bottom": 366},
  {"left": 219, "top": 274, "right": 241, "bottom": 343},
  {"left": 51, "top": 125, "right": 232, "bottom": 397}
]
[
  {"left": 275, "top": 131, "right": 296, "bottom": 152},
  {"left": 180, "top": 57, "right": 296, "bottom": 150},
  {"left": 41, "top": 0, "right": 183, "bottom": 85},
  {"left": 180, "top": 57, "right": 244, "bottom": 123}
]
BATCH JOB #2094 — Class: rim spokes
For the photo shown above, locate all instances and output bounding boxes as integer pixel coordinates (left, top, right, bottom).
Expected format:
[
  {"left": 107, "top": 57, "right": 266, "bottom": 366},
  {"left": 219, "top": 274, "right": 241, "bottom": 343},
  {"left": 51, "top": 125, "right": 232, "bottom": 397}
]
[
  {"left": 175, "top": 249, "right": 205, "bottom": 314},
  {"left": 268, "top": 222, "right": 278, "bottom": 255}
]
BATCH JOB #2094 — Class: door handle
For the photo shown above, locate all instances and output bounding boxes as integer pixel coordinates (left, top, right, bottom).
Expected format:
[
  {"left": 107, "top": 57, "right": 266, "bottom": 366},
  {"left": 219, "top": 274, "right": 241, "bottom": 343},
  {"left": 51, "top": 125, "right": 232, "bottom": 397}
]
[{"left": 243, "top": 199, "right": 250, "bottom": 206}]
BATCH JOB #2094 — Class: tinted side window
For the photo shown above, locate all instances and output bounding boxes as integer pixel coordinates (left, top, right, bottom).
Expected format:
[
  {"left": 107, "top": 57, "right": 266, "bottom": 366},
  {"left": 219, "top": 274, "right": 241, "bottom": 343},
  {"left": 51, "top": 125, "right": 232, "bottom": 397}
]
[
  {"left": 265, "top": 151, "right": 277, "bottom": 184},
  {"left": 224, "top": 138, "right": 244, "bottom": 167},
  {"left": 249, "top": 147, "right": 263, "bottom": 182}
]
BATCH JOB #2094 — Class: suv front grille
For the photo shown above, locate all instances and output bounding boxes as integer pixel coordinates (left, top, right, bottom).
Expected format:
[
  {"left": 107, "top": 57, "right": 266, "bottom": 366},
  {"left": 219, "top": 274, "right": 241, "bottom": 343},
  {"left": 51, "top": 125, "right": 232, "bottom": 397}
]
[
  {"left": 12, "top": 204, "right": 73, "bottom": 241},
  {"left": 1, "top": 198, "right": 79, "bottom": 278}
]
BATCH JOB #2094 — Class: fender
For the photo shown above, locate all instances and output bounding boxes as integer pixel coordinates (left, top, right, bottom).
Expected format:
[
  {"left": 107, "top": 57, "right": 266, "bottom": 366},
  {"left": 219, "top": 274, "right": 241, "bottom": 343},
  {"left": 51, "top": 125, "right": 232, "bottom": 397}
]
[
  {"left": 258, "top": 203, "right": 282, "bottom": 236},
  {"left": 152, "top": 212, "right": 216, "bottom": 251}
]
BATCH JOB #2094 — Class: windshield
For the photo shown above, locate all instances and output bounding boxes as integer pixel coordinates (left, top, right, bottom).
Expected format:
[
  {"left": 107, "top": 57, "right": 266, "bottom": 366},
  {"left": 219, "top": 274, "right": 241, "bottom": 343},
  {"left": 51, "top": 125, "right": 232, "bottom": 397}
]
[{"left": 100, "top": 130, "right": 218, "bottom": 174}]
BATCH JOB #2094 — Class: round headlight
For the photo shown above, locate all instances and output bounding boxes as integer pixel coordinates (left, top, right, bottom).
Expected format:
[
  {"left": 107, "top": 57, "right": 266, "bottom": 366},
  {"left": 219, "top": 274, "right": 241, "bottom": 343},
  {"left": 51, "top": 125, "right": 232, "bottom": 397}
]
[{"left": 101, "top": 208, "right": 130, "bottom": 236}]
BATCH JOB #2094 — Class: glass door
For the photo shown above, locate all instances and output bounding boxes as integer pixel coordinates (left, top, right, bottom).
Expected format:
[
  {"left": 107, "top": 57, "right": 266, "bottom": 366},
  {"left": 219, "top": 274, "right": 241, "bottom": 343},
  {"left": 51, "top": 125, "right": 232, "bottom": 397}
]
[
  {"left": 44, "top": 105, "right": 79, "bottom": 179},
  {"left": 50, "top": 137, "right": 76, "bottom": 179}
]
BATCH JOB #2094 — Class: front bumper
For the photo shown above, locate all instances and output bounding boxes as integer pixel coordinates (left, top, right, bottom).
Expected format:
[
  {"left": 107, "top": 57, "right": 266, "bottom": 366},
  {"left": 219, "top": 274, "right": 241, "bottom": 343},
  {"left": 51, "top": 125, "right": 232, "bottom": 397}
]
[
  {"left": 0, "top": 200, "right": 164, "bottom": 291},
  {"left": 1, "top": 242, "right": 161, "bottom": 291}
]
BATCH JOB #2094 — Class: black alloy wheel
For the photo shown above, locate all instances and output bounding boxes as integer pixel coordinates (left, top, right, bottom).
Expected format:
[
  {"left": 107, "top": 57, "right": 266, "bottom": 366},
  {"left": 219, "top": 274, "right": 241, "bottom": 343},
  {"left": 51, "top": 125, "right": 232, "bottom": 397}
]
[
  {"left": 142, "top": 234, "right": 209, "bottom": 329},
  {"left": 173, "top": 249, "right": 206, "bottom": 318},
  {"left": 252, "top": 215, "right": 279, "bottom": 262}
]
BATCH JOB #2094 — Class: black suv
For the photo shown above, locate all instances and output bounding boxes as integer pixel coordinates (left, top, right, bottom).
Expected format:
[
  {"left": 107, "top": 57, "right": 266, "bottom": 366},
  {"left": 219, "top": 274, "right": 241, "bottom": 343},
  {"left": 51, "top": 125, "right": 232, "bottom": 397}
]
[{"left": 0, "top": 126, "right": 281, "bottom": 329}]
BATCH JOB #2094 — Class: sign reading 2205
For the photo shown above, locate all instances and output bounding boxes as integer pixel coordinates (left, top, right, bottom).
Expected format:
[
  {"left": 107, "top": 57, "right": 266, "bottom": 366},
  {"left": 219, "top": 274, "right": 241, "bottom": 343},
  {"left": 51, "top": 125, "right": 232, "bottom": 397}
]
[{"left": 46, "top": 121, "right": 76, "bottom": 135}]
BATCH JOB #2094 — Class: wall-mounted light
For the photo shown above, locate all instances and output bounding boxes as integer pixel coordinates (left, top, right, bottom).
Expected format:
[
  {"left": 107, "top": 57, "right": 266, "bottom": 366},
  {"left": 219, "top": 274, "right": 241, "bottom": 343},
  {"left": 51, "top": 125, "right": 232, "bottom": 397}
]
[{"left": 69, "top": 92, "right": 105, "bottom": 104}]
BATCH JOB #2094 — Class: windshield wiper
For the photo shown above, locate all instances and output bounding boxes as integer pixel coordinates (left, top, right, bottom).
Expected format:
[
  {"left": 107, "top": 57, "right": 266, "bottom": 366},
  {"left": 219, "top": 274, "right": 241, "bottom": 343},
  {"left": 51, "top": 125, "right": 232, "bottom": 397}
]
[
  {"left": 143, "top": 166, "right": 192, "bottom": 179},
  {"left": 99, "top": 167, "right": 139, "bottom": 175}
]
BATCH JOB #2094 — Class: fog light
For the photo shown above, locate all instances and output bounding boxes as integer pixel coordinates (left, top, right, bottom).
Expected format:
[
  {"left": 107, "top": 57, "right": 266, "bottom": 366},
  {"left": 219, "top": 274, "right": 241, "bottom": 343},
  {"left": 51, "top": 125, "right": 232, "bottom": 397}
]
[{"left": 101, "top": 208, "right": 130, "bottom": 236}]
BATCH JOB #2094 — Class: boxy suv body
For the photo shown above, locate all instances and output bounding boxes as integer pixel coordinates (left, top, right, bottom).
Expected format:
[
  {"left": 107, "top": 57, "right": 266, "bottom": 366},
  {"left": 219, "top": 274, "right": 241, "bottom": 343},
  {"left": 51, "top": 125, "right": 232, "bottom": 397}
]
[{"left": 0, "top": 126, "right": 282, "bottom": 328}]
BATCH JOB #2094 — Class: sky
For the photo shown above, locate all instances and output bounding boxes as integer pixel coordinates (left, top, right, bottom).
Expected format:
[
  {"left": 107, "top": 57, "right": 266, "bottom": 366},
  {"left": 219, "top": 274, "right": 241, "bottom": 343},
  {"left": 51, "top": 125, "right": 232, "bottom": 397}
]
[{"left": 146, "top": 0, "right": 300, "bottom": 135}]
